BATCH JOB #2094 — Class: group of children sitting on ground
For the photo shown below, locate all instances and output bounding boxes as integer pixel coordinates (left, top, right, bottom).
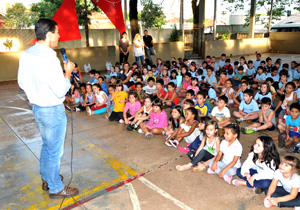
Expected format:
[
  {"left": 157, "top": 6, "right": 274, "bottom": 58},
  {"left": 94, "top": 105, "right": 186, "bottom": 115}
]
[{"left": 64, "top": 54, "right": 300, "bottom": 209}]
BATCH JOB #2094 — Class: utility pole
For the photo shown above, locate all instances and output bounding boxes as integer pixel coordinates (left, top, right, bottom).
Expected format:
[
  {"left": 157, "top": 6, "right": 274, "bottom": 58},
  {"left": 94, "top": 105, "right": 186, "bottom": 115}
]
[
  {"left": 180, "top": 0, "right": 184, "bottom": 42},
  {"left": 213, "top": 0, "right": 217, "bottom": 40},
  {"left": 84, "top": 0, "right": 89, "bottom": 47},
  {"left": 268, "top": 0, "right": 274, "bottom": 33},
  {"left": 248, "top": 0, "right": 256, "bottom": 38}
]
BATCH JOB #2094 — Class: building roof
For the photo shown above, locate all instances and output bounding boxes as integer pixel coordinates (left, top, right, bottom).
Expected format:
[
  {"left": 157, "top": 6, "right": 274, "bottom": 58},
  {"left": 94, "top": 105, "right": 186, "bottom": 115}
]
[{"left": 277, "top": 12, "right": 300, "bottom": 24}]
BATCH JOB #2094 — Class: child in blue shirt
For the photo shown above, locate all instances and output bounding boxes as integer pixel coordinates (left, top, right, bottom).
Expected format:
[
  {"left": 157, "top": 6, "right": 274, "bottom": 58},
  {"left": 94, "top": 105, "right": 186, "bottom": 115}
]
[
  {"left": 233, "top": 89, "right": 259, "bottom": 123},
  {"left": 293, "top": 63, "right": 300, "bottom": 79},
  {"left": 97, "top": 76, "right": 108, "bottom": 94},
  {"left": 87, "top": 69, "right": 96, "bottom": 84},
  {"left": 233, "top": 81, "right": 248, "bottom": 107},
  {"left": 218, "top": 53, "right": 226, "bottom": 70},
  {"left": 276, "top": 70, "right": 289, "bottom": 96},
  {"left": 266, "top": 67, "right": 279, "bottom": 82},
  {"left": 252, "top": 66, "right": 266, "bottom": 89},
  {"left": 254, "top": 83, "right": 273, "bottom": 106},
  {"left": 246, "top": 60, "right": 256, "bottom": 78},
  {"left": 293, "top": 79, "right": 300, "bottom": 103}
]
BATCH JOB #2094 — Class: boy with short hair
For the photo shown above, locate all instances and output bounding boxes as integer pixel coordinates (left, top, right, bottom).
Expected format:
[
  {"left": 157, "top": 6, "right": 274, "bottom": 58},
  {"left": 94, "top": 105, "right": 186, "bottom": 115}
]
[
  {"left": 94, "top": 71, "right": 100, "bottom": 84},
  {"left": 163, "top": 82, "right": 179, "bottom": 108},
  {"left": 276, "top": 70, "right": 289, "bottom": 96},
  {"left": 97, "top": 76, "right": 108, "bottom": 94},
  {"left": 211, "top": 95, "right": 231, "bottom": 128},
  {"left": 199, "top": 82, "right": 216, "bottom": 104},
  {"left": 233, "top": 66, "right": 245, "bottom": 86},
  {"left": 246, "top": 60, "right": 256, "bottom": 79},
  {"left": 241, "top": 97, "right": 276, "bottom": 134},
  {"left": 266, "top": 67, "right": 279, "bottom": 82},
  {"left": 266, "top": 77, "right": 276, "bottom": 101},
  {"left": 195, "top": 91, "right": 209, "bottom": 117},
  {"left": 252, "top": 66, "right": 266, "bottom": 89},
  {"left": 218, "top": 53, "right": 226, "bottom": 70},
  {"left": 87, "top": 69, "right": 96, "bottom": 84},
  {"left": 145, "top": 69, "right": 156, "bottom": 84},
  {"left": 71, "top": 63, "right": 82, "bottom": 88},
  {"left": 233, "top": 80, "right": 248, "bottom": 107},
  {"left": 143, "top": 77, "right": 156, "bottom": 95},
  {"left": 134, "top": 82, "right": 146, "bottom": 104},
  {"left": 154, "top": 79, "right": 167, "bottom": 100},
  {"left": 233, "top": 89, "right": 259, "bottom": 123},
  {"left": 278, "top": 102, "right": 300, "bottom": 153},
  {"left": 181, "top": 89, "right": 197, "bottom": 105}
]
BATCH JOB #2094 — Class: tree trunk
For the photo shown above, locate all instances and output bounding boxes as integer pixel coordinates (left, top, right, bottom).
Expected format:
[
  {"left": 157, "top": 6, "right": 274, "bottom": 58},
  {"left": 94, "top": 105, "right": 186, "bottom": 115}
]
[
  {"left": 268, "top": 0, "right": 274, "bottom": 33},
  {"left": 192, "top": 0, "right": 200, "bottom": 55},
  {"left": 84, "top": 0, "right": 89, "bottom": 47},
  {"left": 129, "top": 0, "right": 138, "bottom": 42}
]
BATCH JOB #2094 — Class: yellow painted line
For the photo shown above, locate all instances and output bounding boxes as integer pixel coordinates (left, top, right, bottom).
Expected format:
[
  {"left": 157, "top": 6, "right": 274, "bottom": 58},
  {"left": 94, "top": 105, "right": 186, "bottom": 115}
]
[{"left": 15, "top": 140, "right": 138, "bottom": 210}]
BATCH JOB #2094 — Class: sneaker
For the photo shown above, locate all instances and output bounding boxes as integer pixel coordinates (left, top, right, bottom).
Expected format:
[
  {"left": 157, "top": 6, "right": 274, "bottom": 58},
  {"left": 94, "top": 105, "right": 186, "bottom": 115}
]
[
  {"left": 293, "top": 146, "right": 300, "bottom": 154},
  {"left": 241, "top": 127, "right": 247, "bottom": 134},
  {"left": 232, "top": 179, "right": 239, "bottom": 186},
  {"left": 278, "top": 134, "right": 286, "bottom": 148},
  {"left": 264, "top": 199, "right": 271, "bottom": 208},
  {"left": 126, "top": 124, "right": 134, "bottom": 131},
  {"left": 178, "top": 146, "right": 189, "bottom": 154},
  {"left": 235, "top": 117, "right": 243, "bottom": 124},
  {"left": 75, "top": 108, "right": 81, "bottom": 112},
  {"left": 253, "top": 187, "right": 264, "bottom": 194},
  {"left": 86, "top": 106, "right": 92, "bottom": 116},
  {"left": 223, "top": 174, "right": 232, "bottom": 184},
  {"left": 133, "top": 124, "right": 138, "bottom": 129},
  {"left": 207, "top": 168, "right": 216, "bottom": 174},
  {"left": 245, "top": 128, "right": 255, "bottom": 134},
  {"left": 170, "top": 140, "right": 179, "bottom": 148},
  {"left": 138, "top": 129, "right": 144, "bottom": 134},
  {"left": 165, "top": 140, "right": 173, "bottom": 147},
  {"left": 165, "top": 134, "right": 172, "bottom": 140},
  {"left": 119, "top": 119, "right": 124, "bottom": 124},
  {"left": 145, "top": 132, "right": 153, "bottom": 139}
]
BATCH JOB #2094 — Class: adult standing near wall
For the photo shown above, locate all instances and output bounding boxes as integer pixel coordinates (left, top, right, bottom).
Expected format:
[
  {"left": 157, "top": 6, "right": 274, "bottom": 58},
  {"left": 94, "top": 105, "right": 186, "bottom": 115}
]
[
  {"left": 119, "top": 32, "right": 129, "bottom": 63},
  {"left": 18, "top": 18, "right": 79, "bottom": 199},
  {"left": 133, "top": 33, "right": 145, "bottom": 65},
  {"left": 143, "top": 30, "right": 155, "bottom": 65}
]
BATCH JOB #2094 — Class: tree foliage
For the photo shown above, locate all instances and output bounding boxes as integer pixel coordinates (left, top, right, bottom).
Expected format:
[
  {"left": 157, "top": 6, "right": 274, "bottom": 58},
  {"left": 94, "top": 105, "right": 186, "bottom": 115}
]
[
  {"left": 31, "top": 0, "right": 99, "bottom": 26},
  {"left": 3, "top": 3, "right": 33, "bottom": 29},
  {"left": 140, "top": 0, "right": 166, "bottom": 29}
]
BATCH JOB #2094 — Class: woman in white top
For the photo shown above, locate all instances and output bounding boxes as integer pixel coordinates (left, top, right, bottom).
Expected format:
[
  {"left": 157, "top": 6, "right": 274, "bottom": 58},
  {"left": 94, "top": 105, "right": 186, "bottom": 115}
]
[
  {"left": 176, "top": 120, "right": 220, "bottom": 172},
  {"left": 232, "top": 136, "right": 280, "bottom": 194},
  {"left": 133, "top": 33, "right": 145, "bottom": 65}
]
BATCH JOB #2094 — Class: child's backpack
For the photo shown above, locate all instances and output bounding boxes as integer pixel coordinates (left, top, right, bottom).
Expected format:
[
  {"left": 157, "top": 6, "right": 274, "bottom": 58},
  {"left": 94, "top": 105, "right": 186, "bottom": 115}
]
[{"left": 106, "top": 61, "right": 112, "bottom": 71}]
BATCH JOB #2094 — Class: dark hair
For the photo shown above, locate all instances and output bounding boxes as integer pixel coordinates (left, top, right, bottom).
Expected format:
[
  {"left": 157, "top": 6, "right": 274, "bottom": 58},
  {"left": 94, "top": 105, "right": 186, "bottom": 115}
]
[
  {"left": 221, "top": 53, "right": 226, "bottom": 57},
  {"left": 95, "top": 71, "right": 100, "bottom": 75},
  {"left": 238, "top": 66, "right": 244, "bottom": 71},
  {"left": 187, "top": 89, "right": 195, "bottom": 96},
  {"left": 86, "top": 84, "right": 92, "bottom": 90},
  {"left": 271, "top": 67, "right": 278, "bottom": 72},
  {"left": 256, "top": 53, "right": 261, "bottom": 57},
  {"left": 35, "top": 18, "right": 57, "bottom": 41},
  {"left": 98, "top": 76, "right": 105, "bottom": 81},
  {"left": 156, "top": 79, "right": 164, "bottom": 86},
  {"left": 116, "top": 80, "right": 124, "bottom": 91},
  {"left": 184, "top": 99, "right": 195, "bottom": 107},
  {"left": 206, "top": 55, "right": 211, "bottom": 59},
  {"left": 266, "top": 77, "right": 274, "bottom": 83},
  {"left": 266, "top": 57, "right": 272, "bottom": 62},
  {"left": 220, "top": 70, "right": 227, "bottom": 75},
  {"left": 241, "top": 80, "right": 248, "bottom": 86},
  {"left": 199, "top": 116, "right": 211, "bottom": 125},
  {"left": 147, "top": 77, "right": 155, "bottom": 83},
  {"left": 197, "top": 68, "right": 204, "bottom": 76},
  {"left": 185, "top": 72, "right": 192, "bottom": 78},
  {"left": 89, "top": 69, "right": 96, "bottom": 75},
  {"left": 199, "top": 82, "right": 209, "bottom": 90},
  {"left": 206, "top": 66, "right": 214, "bottom": 72},
  {"left": 148, "top": 69, "right": 153, "bottom": 72},
  {"left": 171, "top": 106, "right": 183, "bottom": 129},
  {"left": 259, "top": 82, "right": 270, "bottom": 95},
  {"left": 261, "top": 97, "right": 272, "bottom": 105},
  {"left": 128, "top": 91, "right": 138, "bottom": 99},
  {"left": 167, "top": 82, "right": 175, "bottom": 88},
  {"left": 108, "top": 84, "right": 115, "bottom": 90},
  {"left": 279, "top": 70, "right": 289, "bottom": 77},
  {"left": 218, "top": 95, "right": 228, "bottom": 104},
  {"left": 260, "top": 60, "right": 266, "bottom": 64},
  {"left": 197, "top": 90, "right": 207, "bottom": 99},
  {"left": 144, "top": 95, "right": 152, "bottom": 103},
  {"left": 243, "top": 89, "right": 254, "bottom": 98},
  {"left": 202, "top": 61, "right": 208, "bottom": 65},
  {"left": 80, "top": 83, "right": 86, "bottom": 89},
  {"left": 191, "top": 77, "right": 198, "bottom": 82},
  {"left": 225, "top": 124, "right": 240, "bottom": 140},
  {"left": 92, "top": 83, "right": 102, "bottom": 91},
  {"left": 136, "top": 75, "right": 143, "bottom": 81},
  {"left": 291, "top": 61, "right": 297, "bottom": 65},
  {"left": 225, "top": 59, "right": 231, "bottom": 63},
  {"left": 225, "top": 79, "right": 233, "bottom": 85},
  {"left": 290, "top": 102, "right": 300, "bottom": 112},
  {"left": 257, "top": 66, "right": 264, "bottom": 72},
  {"left": 241, "top": 76, "right": 248, "bottom": 81},
  {"left": 248, "top": 60, "right": 253, "bottom": 64},
  {"left": 135, "top": 82, "right": 143, "bottom": 88},
  {"left": 250, "top": 136, "right": 280, "bottom": 171},
  {"left": 144, "top": 29, "right": 148, "bottom": 32},
  {"left": 170, "top": 70, "right": 178, "bottom": 79},
  {"left": 186, "top": 107, "right": 198, "bottom": 121},
  {"left": 283, "top": 63, "right": 289, "bottom": 69},
  {"left": 152, "top": 98, "right": 163, "bottom": 110},
  {"left": 234, "top": 61, "right": 239, "bottom": 66},
  {"left": 228, "top": 68, "right": 234, "bottom": 75},
  {"left": 286, "top": 81, "right": 296, "bottom": 90},
  {"left": 122, "top": 31, "right": 127, "bottom": 36}
]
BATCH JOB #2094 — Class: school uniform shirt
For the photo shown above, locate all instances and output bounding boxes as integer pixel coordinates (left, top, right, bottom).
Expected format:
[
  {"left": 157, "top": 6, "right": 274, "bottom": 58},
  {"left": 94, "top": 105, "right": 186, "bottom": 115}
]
[
  {"left": 286, "top": 115, "right": 300, "bottom": 133},
  {"left": 239, "top": 99, "right": 259, "bottom": 114},
  {"left": 235, "top": 72, "right": 245, "bottom": 80},
  {"left": 255, "top": 73, "right": 266, "bottom": 81},
  {"left": 211, "top": 106, "right": 230, "bottom": 121},
  {"left": 124, "top": 101, "right": 141, "bottom": 116},
  {"left": 205, "top": 75, "right": 217, "bottom": 86},
  {"left": 110, "top": 72, "right": 118, "bottom": 77},
  {"left": 93, "top": 78, "right": 98, "bottom": 84},
  {"left": 294, "top": 88, "right": 300, "bottom": 99},
  {"left": 253, "top": 59, "right": 262, "bottom": 70},
  {"left": 143, "top": 85, "right": 156, "bottom": 95},
  {"left": 101, "top": 83, "right": 108, "bottom": 94},
  {"left": 113, "top": 91, "right": 127, "bottom": 112},
  {"left": 293, "top": 70, "right": 300, "bottom": 79},
  {"left": 226, "top": 72, "right": 235, "bottom": 79},
  {"left": 273, "top": 169, "right": 300, "bottom": 192},
  {"left": 208, "top": 88, "right": 217, "bottom": 100},
  {"left": 266, "top": 73, "right": 279, "bottom": 82},
  {"left": 219, "top": 60, "right": 226, "bottom": 68},
  {"left": 189, "top": 70, "right": 197, "bottom": 77},
  {"left": 195, "top": 103, "right": 209, "bottom": 116},
  {"left": 220, "top": 139, "right": 242, "bottom": 168},
  {"left": 254, "top": 92, "right": 273, "bottom": 102},
  {"left": 247, "top": 67, "right": 256, "bottom": 76},
  {"left": 146, "top": 111, "right": 168, "bottom": 129}
]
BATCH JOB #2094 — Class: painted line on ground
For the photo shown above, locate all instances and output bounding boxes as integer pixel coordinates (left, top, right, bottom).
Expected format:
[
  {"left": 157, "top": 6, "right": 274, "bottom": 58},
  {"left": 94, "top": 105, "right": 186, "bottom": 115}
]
[
  {"left": 138, "top": 177, "right": 193, "bottom": 210},
  {"left": 126, "top": 183, "right": 141, "bottom": 210},
  {"left": 0, "top": 105, "right": 32, "bottom": 113}
]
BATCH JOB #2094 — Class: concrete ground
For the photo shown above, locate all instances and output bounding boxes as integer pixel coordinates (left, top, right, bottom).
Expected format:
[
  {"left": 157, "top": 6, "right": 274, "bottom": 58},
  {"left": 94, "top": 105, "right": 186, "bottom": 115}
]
[{"left": 1, "top": 53, "right": 298, "bottom": 210}]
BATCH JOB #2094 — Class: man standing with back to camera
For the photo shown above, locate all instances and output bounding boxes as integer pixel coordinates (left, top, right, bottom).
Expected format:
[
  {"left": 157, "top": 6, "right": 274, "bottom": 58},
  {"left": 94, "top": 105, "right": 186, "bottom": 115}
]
[{"left": 18, "top": 18, "right": 79, "bottom": 198}]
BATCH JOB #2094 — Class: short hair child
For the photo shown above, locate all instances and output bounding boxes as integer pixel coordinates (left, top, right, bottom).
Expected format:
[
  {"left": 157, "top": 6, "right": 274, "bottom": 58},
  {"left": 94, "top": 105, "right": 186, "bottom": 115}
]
[
  {"left": 211, "top": 95, "right": 231, "bottom": 128},
  {"left": 195, "top": 91, "right": 209, "bottom": 117}
]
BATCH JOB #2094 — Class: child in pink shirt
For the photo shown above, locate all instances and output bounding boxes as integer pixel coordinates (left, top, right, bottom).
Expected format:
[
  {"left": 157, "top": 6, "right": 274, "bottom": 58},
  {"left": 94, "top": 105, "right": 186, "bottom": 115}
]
[
  {"left": 187, "top": 77, "right": 199, "bottom": 95},
  {"left": 139, "top": 98, "right": 168, "bottom": 139},
  {"left": 121, "top": 92, "right": 141, "bottom": 124}
]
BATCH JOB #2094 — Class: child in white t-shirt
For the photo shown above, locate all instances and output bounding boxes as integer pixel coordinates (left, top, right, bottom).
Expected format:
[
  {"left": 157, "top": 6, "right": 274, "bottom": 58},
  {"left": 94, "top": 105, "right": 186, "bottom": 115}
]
[
  {"left": 211, "top": 95, "right": 231, "bottom": 128},
  {"left": 219, "top": 79, "right": 234, "bottom": 105},
  {"left": 264, "top": 155, "right": 300, "bottom": 208},
  {"left": 143, "top": 77, "right": 156, "bottom": 95},
  {"left": 208, "top": 124, "right": 243, "bottom": 185}
]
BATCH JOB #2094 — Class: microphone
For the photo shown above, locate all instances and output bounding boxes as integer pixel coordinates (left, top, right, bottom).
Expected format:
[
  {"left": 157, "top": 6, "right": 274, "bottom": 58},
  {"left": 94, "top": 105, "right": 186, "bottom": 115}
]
[{"left": 60, "top": 48, "right": 68, "bottom": 63}]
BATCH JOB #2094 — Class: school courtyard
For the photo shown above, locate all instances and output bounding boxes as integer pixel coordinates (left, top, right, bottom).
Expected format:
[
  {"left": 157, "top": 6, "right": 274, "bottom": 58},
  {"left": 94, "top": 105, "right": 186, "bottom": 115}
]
[{"left": 0, "top": 53, "right": 299, "bottom": 210}]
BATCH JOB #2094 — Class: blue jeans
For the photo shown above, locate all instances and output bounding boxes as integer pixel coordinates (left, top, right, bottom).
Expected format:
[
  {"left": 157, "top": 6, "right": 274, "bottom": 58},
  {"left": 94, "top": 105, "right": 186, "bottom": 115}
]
[
  {"left": 265, "top": 186, "right": 300, "bottom": 207},
  {"left": 135, "top": 55, "right": 144, "bottom": 65},
  {"left": 32, "top": 104, "right": 66, "bottom": 194},
  {"left": 237, "top": 168, "right": 272, "bottom": 189}
]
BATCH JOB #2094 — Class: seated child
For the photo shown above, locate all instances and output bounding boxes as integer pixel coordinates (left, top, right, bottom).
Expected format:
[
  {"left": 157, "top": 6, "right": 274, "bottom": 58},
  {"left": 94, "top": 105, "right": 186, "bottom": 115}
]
[
  {"left": 105, "top": 85, "right": 115, "bottom": 118},
  {"left": 254, "top": 83, "right": 273, "bottom": 106},
  {"left": 65, "top": 83, "right": 81, "bottom": 106},
  {"left": 266, "top": 67, "right": 279, "bottom": 83},
  {"left": 127, "top": 96, "right": 152, "bottom": 131},
  {"left": 161, "top": 68, "right": 170, "bottom": 86},
  {"left": 162, "top": 82, "right": 179, "bottom": 108},
  {"left": 246, "top": 60, "right": 256, "bottom": 81},
  {"left": 105, "top": 66, "right": 118, "bottom": 82},
  {"left": 187, "top": 77, "right": 200, "bottom": 95},
  {"left": 213, "top": 70, "right": 228, "bottom": 92},
  {"left": 219, "top": 79, "right": 234, "bottom": 105},
  {"left": 75, "top": 84, "right": 94, "bottom": 112},
  {"left": 176, "top": 72, "right": 192, "bottom": 98},
  {"left": 233, "top": 89, "right": 259, "bottom": 124},
  {"left": 208, "top": 124, "right": 242, "bottom": 185},
  {"left": 145, "top": 69, "right": 156, "bottom": 84},
  {"left": 274, "top": 82, "right": 297, "bottom": 117},
  {"left": 154, "top": 79, "right": 167, "bottom": 100},
  {"left": 87, "top": 69, "right": 96, "bottom": 84},
  {"left": 143, "top": 77, "right": 156, "bottom": 96},
  {"left": 165, "top": 107, "right": 199, "bottom": 148},
  {"left": 181, "top": 89, "right": 197, "bottom": 105},
  {"left": 233, "top": 136, "right": 280, "bottom": 194},
  {"left": 176, "top": 120, "right": 220, "bottom": 172},
  {"left": 122, "top": 92, "right": 141, "bottom": 125},
  {"left": 129, "top": 75, "right": 143, "bottom": 91},
  {"left": 276, "top": 70, "right": 289, "bottom": 96},
  {"left": 163, "top": 106, "right": 185, "bottom": 137},
  {"left": 200, "top": 82, "right": 217, "bottom": 105},
  {"left": 277, "top": 102, "right": 300, "bottom": 148},
  {"left": 264, "top": 155, "right": 300, "bottom": 209},
  {"left": 275, "top": 100, "right": 294, "bottom": 133},
  {"left": 293, "top": 79, "right": 300, "bottom": 103},
  {"left": 227, "top": 68, "right": 235, "bottom": 79},
  {"left": 97, "top": 76, "right": 108, "bottom": 94},
  {"left": 204, "top": 66, "right": 217, "bottom": 87},
  {"left": 233, "top": 66, "right": 245, "bottom": 87},
  {"left": 241, "top": 97, "right": 276, "bottom": 134},
  {"left": 195, "top": 91, "right": 209, "bottom": 118},
  {"left": 252, "top": 66, "right": 266, "bottom": 89},
  {"left": 138, "top": 98, "right": 168, "bottom": 139},
  {"left": 182, "top": 99, "right": 195, "bottom": 117},
  {"left": 71, "top": 63, "right": 82, "bottom": 88},
  {"left": 211, "top": 95, "right": 231, "bottom": 128},
  {"left": 266, "top": 78, "right": 276, "bottom": 102},
  {"left": 233, "top": 81, "right": 248, "bottom": 107},
  {"left": 134, "top": 82, "right": 146, "bottom": 104},
  {"left": 169, "top": 70, "right": 178, "bottom": 85},
  {"left": 86, "top": 84, "right": 108, "bottom": 116}
]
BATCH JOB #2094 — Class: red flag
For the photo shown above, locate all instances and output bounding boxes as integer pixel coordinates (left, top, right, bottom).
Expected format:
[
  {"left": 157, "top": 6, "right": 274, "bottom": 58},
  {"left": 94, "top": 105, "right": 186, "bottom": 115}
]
[
  {"left": 26, "top": 0, "right": 81, "bottom": 44},
  {"left": 92, "top": 0, "right": 125, "bottom": 34}
]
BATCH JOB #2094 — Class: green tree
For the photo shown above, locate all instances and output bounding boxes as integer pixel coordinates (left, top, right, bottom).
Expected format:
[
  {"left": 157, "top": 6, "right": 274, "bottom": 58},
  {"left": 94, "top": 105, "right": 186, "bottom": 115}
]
[
  {"left": 3, "top": 3, "right": 33, "bottom": 29},
  {"left": 140, "top": 0, "right": 167, "bottom": 28}
]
